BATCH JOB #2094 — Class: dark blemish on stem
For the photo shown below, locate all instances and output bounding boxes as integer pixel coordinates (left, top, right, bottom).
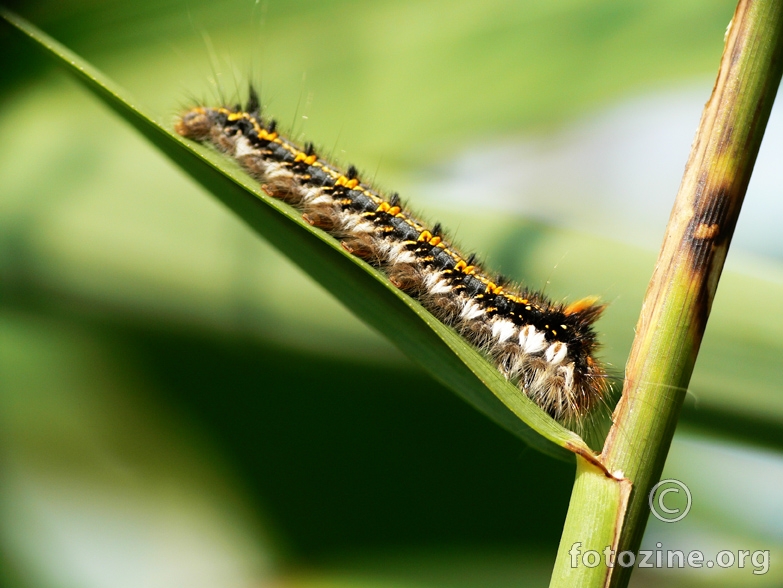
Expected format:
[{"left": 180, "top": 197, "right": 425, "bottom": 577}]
[
  {"left": 686, "top": 177, "right": 733, "bottom": 261},
  {"left": 729, "top": 22, "right": 745, "bottom": 69},
  {"left": 685, "top": 178, "right": 740, "bottom": 332},
  {"left": 715, "top": 123, "right": 734, "bottom": 157}
]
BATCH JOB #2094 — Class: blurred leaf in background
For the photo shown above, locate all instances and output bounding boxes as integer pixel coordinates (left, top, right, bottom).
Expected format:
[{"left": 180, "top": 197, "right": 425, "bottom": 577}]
[{"left": 2, "top": 1, "right": 782, "bottom": 586}]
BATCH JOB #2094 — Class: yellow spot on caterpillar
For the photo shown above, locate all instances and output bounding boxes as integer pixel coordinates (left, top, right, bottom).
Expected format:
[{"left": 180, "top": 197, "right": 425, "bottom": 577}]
[{"left": 294, "top": 152, "right": 317, "bottom": 165}]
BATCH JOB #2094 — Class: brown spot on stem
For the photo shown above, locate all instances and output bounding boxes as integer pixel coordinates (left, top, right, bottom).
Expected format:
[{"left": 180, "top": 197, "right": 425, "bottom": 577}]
[
  {"left": 692, "top": 223, "right": 720, "bottom": 240},
  {"left": 685, "top": 179, "right": 735, "bottom": 274}
]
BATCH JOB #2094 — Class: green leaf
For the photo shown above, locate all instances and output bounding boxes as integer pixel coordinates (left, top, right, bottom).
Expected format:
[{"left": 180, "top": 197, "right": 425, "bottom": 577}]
[{"left": 1, "top": 9, "right": 593, "bottom": 461}]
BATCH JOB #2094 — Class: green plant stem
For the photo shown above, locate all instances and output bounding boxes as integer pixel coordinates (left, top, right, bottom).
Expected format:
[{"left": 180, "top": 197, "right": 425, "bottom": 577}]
[
  {"left": 550, "top": 458, "right": 631, "bottom": 586},
  {"left": 551, "top": 1, "right": 783, "bottom": 586}
]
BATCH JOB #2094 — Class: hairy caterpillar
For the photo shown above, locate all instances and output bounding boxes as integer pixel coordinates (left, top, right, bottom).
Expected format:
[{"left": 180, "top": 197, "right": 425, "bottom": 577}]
[{"left": 176, "top": 87, "right": 609, "bottom": 431}]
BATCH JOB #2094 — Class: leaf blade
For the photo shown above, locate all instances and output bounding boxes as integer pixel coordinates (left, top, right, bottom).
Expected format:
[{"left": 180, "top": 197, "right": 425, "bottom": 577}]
[{"left": 2, "top": 8, "right": 589, "bottom": 460}]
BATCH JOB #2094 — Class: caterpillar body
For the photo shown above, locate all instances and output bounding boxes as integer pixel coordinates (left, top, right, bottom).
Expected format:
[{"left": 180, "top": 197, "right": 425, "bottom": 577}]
[{"left": 176, "top": 87, "right": 609, "bottom": 431}]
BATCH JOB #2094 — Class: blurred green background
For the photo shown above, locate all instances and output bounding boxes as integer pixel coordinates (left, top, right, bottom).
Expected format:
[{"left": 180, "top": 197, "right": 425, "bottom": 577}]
[{"left": 2, "top": 1, "right": 783, "bottom": 586}]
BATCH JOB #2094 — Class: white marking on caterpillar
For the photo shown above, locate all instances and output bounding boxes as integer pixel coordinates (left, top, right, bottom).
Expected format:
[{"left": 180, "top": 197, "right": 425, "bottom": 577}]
[
  {"left": 519, "top": 325, "right": 546, "bottom": 354},
  {"left": 460, "top": 300, "right": 485, "bottom": 320},
  {"left": 545, "top": 342, "right": 568, "bottom": 365},
  {"left": 492, "top": 319, "right": 517, "bottom": 343}
]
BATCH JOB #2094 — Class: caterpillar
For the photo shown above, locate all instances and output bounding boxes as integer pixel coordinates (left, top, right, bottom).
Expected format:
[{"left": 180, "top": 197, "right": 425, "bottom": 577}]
[{"left": 176, "top": 87, "right": 609, "bottom": 431}]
